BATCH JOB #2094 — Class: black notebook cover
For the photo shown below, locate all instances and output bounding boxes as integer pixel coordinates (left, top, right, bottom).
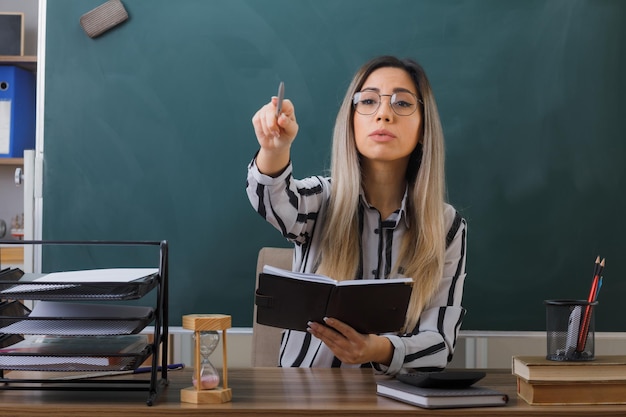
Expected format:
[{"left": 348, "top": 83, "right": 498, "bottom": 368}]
[{"left": 255, "top": 267, "right": 413, "bottom": 334}]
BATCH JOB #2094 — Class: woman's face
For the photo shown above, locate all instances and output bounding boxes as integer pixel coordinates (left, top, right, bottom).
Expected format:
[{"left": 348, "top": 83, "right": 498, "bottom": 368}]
[{"left": 353, "top": 67, "right": 422, "bottom": 167}]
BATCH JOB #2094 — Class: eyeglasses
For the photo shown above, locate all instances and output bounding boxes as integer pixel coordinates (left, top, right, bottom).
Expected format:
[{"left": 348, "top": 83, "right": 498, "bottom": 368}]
[{"left": 353, "top": 90, "right": 422, "bottom": 116}]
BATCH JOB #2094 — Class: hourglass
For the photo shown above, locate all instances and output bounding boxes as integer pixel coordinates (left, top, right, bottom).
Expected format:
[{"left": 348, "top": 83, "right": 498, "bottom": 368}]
[{"left": 180, "top": 314, "right": 232, "bottom": 404}]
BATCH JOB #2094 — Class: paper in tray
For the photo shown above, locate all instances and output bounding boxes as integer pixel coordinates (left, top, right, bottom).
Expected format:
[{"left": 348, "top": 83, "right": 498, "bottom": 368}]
[
  {"left": 0, "top": 348, "right": 152, "bottom": 372},
  {"left": 0, "top": 268, "right": 159, "bottom": 300}
]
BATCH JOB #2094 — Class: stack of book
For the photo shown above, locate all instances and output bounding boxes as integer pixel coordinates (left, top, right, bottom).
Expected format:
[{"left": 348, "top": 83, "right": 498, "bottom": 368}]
[
  {"left": 512, "top": 355, "right": 626, "bottom": 405},
  {"left": 376, "top": 373, "right": 509, "bottom": 409}
]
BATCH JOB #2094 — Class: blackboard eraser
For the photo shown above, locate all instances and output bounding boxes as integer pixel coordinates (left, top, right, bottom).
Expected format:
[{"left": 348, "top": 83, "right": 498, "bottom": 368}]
[{"left": 80, "top": 0, "right": 129, "bottom": 38}]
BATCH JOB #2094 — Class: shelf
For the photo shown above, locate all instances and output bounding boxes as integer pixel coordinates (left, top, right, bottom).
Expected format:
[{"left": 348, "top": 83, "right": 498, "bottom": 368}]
[
  {"left": 0, "top": 55, "right": 37, "bottom": 73},
  {"left": 0, "top": 158, "right": 23, "bottom": 166}
]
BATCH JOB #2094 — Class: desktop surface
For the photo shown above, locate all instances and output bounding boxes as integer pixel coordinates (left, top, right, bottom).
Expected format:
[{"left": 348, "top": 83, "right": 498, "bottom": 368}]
[{"left": 0, "top": 367, "right": 625, "bottom": 416}]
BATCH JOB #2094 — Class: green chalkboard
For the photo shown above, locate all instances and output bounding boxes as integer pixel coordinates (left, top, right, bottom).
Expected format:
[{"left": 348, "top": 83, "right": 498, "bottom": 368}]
[{"left": 43, "top": 0, "right": 626, "bottom": 331}]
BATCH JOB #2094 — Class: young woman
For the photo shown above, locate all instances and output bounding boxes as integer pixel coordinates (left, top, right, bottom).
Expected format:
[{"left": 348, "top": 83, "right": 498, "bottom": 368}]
[{"left": 247, "top": 56, "right": 467, "bottom": 375}]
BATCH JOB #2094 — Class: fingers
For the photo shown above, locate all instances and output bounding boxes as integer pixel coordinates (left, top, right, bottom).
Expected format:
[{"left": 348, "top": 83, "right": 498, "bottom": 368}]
[
  {"left": 252, "top": 99, "right": 280, "bottom": 139},
  {"left": 306, "top": 320, "right": 342, "bottom": 353},
  {"left": 275, "top": 98, "right": 298, "bottom": 137},
  {"left": 251, "top": 97, "right": 298, "bottom": 148},
  {"left": 322, "top": 317, "right": 355, "bottom": 335},
  {"left": 307, "top": 318, "right": 371, "bottom": 364},
  {"left": 308, "top": 318, "right": 359, "bottom": 346}
]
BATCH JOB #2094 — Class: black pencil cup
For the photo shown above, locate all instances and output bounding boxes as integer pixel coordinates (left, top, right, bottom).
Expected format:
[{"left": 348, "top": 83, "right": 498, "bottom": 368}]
[{"left": 544, "top": 299, "right": 597, "bottom": 361}]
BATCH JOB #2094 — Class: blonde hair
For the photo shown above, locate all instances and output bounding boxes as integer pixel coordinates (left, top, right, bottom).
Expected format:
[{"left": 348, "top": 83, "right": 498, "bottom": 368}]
[{"left": 316, "top": 56, "right": 447, "bottom": 332}]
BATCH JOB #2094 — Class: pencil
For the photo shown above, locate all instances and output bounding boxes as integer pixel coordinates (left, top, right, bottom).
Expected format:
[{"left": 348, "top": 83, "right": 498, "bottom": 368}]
[
  {"left": 594, "top": 276, "right": 603, "bottom": 302},
  {"left": 577, "top": 257, "right": 605, "bottom": 352},
  {"left": 592, "top": 256, "right": 601, "bottom": 280}
]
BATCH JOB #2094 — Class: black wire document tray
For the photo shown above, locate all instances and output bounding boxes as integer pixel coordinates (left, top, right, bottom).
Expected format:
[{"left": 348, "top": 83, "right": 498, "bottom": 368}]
[
  {"left": 0, "top": 240, "right": 169, "bottom": 406},
  {"left": 0, "top": 269, "right": 159, "bottom": 300},
  {"left": 0, "top": 301, "right": 155, "bottom": 335}
]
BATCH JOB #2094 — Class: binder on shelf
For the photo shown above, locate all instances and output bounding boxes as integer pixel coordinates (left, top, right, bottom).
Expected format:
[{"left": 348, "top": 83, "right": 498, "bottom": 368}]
[{"left": 0, "top": 65, "right": 35, "bottom": 158}]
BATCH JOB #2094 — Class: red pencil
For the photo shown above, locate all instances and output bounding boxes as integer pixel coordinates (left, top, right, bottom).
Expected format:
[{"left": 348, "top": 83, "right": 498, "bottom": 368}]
[{"left": 577, "top": 257, "right": 605, "bottom": 352}]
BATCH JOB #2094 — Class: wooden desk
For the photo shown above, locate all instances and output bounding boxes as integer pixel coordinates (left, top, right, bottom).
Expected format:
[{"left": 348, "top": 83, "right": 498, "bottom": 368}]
[{"left": 1, "top": 368, "right": 626, "bottom": 416}]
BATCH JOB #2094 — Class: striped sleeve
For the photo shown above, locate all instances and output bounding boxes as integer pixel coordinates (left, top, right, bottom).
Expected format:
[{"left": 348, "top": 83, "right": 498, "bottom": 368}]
[
  {"left": 246, "top": 157, "right": 328, "bottom": 246},
  {"left": 376, "top": 205, "right": 467, "bottom": 375}
]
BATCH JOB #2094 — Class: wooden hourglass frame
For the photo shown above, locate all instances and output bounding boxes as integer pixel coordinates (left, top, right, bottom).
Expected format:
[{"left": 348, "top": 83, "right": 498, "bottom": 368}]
[{"left": 180, "top": 314, "right": 232, "bottom": 404}]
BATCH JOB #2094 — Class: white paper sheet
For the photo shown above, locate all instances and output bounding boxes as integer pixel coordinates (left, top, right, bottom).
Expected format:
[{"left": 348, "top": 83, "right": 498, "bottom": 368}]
[
  {"left": 0, "top": 268, "right": 158, "bottom": 295},
  {"left": 0, "top": 100, "right": 11, "bottom": 154},
  {"left": 34, "top": 268, "right": 158, "bottom": 283}
]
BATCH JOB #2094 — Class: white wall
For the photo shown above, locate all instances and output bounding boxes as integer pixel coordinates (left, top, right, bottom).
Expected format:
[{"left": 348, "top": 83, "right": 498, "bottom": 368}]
[
  {"left": 167, "top": 328, "right": 626, "bottom": 370},
  {"left": 0, "top": 166, "right": 22, "bottom": 229}
]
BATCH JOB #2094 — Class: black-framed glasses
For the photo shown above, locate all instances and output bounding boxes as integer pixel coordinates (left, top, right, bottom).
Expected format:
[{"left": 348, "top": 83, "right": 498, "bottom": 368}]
[{"left": 352, "top": 91, "right": 422, "bottom": 116}]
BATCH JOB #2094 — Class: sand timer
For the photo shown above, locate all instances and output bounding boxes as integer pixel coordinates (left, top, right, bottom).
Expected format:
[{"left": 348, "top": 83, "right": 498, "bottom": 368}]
[
  {"left": 193, "top": 330, "right": 220, "bottom": 389},
  {"left": 180, "top": 314, "right": 232, "bottom": 404}
]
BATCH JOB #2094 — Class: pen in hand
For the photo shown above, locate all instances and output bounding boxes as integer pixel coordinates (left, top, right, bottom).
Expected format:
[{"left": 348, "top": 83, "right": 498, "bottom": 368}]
[{"left": 276, "top": 81, "right": 284, "bottom": 118}]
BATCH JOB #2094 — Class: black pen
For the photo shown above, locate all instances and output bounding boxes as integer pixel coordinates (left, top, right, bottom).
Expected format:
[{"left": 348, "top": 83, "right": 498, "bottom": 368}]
[
  {"left": 133, "top": 363, "right": 185, "bottom": 374},
  {"left": 276, "top": 81, "right": 284, "bottom": 118}
]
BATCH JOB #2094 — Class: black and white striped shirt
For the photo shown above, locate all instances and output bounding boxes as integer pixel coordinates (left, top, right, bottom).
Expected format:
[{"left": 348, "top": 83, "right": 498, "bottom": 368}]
[{"left": 247, "top": 158, "right": 467, "bottom": 375}]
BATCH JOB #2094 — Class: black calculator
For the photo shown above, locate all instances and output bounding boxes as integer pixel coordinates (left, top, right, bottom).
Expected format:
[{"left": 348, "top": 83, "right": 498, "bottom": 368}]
[{"left": 396, "top": 370, "right": 486, "bottom": 389}]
